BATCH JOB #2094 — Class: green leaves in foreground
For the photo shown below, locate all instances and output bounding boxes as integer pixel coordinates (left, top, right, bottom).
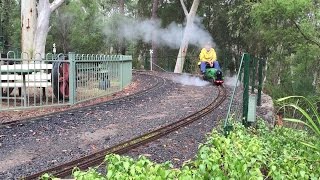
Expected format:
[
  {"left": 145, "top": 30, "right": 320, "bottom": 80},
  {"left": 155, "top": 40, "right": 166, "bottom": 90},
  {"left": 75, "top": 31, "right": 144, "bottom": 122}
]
[
  {"left": 277, "top": 96, "right": 320, "bottom": 150},
  {"left": 65, "top": 120, "right": 319, "bottom": 180}
]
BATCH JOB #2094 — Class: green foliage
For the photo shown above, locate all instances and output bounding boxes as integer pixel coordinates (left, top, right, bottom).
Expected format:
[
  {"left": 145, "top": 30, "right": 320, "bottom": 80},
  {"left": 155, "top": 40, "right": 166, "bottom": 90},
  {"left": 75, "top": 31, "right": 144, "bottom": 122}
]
[
  {"left": 40, "top": 173, "right": 60, "bottom": 180},
  {"left": 73, "top": 167, "right": 105, "bottom": 180},
  {"left": 3, "top": 0, "right": 319, "bottom": 98},
  {"left": 105, "top": 154, "right": 177, "bottom": 179},
  {"left": 47, "top": 0, "right": 107, "bottom": 54},
  {"left": 0, "top": 0, "right": 20, "bottom": 53},
  {"left": 277, "top": 96, "right": 320, "bottom": 151},
  {"left": 250, "top": 0, "right": 320, "bottom": 98},
  {"left": 65, "top": 121, "right": 320, "bottom": 180}
]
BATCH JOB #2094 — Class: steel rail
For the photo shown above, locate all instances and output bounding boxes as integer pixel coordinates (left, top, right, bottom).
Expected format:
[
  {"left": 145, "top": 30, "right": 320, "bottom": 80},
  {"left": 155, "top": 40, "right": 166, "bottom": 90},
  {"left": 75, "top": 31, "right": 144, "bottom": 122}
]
[{"left": 23, "top": 85, "right": 226, "bottom": 180}]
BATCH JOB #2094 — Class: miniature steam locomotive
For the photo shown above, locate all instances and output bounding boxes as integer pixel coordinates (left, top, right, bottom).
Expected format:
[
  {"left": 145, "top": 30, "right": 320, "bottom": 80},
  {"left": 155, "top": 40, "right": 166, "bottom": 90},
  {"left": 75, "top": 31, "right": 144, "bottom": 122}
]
[{"left": 202, "top": 66, "right": 224, "bottom": 85}]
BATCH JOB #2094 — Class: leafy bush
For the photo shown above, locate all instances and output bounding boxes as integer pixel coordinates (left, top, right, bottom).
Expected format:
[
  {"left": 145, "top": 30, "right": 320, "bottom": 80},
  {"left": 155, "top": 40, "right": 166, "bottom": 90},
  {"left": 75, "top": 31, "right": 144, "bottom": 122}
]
[
  {"left": 42, "top": 120, "right": 320, "bottom": 180},
  {"left": 277, "top": 96, "right": 320, "bottom": 151}
]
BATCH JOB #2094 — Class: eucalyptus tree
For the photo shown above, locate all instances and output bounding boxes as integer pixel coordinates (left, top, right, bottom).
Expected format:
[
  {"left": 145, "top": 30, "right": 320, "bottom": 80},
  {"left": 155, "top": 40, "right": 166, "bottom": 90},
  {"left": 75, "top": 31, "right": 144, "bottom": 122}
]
[
  {"left": 21, "top": 0, "right": 65, "bottom": 60},
  {"left": 119, "top": 0, "right": 126, "bottom": 54},
  {"left": 251, "top": 0, "right": 320, "bottom": 97},
  {"left": 174, "top": 0, "right": 200, "bottom": 73},
  {"left": 151, "top": 0, "right": 159, "bottom": 69},
  {"left": 48, "top": 0, "right": 107, "bottom": 54},
  {"left": 21, "top": 0, "right": 36, "bottom": 59}
]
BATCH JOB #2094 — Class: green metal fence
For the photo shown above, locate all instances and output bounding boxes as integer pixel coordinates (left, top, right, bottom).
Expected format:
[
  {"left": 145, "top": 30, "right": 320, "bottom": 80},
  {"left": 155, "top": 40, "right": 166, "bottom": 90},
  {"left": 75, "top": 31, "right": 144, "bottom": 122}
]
[
  {"left": 224, "top": 54, "right": 245, "bottom": 135},
  {"left": 0, "top": 52, "right": 132, "bottom": 111},
  {"left": 224, "top": 53, "right": 265, "bottom": 135}
]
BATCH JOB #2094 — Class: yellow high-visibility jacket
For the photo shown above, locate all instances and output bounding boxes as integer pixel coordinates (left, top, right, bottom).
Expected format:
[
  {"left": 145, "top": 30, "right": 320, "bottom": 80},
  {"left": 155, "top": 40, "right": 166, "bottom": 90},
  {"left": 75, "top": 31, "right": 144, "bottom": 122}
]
[{"left": 199, "top": 48, "right": 217, "bottom": 63}]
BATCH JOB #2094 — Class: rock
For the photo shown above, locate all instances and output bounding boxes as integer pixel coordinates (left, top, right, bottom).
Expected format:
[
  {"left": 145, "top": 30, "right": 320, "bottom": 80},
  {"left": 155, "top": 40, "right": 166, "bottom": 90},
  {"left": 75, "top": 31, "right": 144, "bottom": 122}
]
[{"left": 256, "top": 92, "right": 275, "bottom": 126}]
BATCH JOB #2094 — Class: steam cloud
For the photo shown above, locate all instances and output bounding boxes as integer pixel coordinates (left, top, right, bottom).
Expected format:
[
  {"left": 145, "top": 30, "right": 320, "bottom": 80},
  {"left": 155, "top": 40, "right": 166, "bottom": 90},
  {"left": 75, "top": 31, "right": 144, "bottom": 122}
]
[
  {"left": 173, "top": 73, "right": 210, "bottom": 86},
  {"left": 104, "top": 16, "right": 214, "bottom": 49},
  {"left": 224, "top": 75, "right": 241, "bottom": 87}
]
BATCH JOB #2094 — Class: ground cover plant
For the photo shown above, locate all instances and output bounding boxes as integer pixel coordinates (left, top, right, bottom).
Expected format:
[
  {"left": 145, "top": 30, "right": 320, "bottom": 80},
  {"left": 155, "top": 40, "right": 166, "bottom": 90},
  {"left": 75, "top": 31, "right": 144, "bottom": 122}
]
[
  {"left": 277, "top": 96, "right": 320, "bottom": 150},
  {"left": 42, "top": 119, "right": 320, "bottom": 180}
]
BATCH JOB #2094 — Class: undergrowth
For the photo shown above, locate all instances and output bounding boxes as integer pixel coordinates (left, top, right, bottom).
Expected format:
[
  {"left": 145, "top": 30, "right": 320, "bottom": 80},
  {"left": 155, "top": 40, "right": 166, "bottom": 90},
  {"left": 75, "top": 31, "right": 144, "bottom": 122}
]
[{"left": 41, "top": 120, "right": 320, "bottom": 180}]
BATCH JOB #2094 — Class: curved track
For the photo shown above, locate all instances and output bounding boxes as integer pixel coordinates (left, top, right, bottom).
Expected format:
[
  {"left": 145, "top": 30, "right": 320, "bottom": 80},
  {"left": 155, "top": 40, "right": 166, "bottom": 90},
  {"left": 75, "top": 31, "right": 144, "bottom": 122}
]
[
  {"left": 0, "top": 72, "right": 165, "bottom": 127},
  {"left": 24, "top": 85, "right": 227, "bottom": 179}
]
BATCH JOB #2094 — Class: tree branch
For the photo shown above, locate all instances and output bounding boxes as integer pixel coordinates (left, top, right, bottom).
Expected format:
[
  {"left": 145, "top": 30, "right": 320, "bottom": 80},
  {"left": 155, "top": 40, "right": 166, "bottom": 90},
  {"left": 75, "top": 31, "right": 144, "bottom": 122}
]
[
  {"left": 180, "top": 0, "right": 188, "bottom": 16},
  {"left": 50, "top": 0, "right": 65, "bottom": 12},
  {"left": 291, "top": 20, "right": 320, "bottom": 48}
]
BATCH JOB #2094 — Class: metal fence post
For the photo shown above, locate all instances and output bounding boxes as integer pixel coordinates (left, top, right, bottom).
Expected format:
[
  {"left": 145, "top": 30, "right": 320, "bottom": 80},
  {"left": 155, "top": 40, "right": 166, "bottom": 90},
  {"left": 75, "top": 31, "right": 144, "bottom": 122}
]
[
  {"left": 239, "top": 57, "right": 243, "bottom": 82},
  {"left": 242, "top": 53, "right": 250, "bottom": 126},
  {"left": 149, "top": 49, "right": 153, "bottom": 71},
  {"left": 68, "top": 52, "right": 76, "bottom": 104},
  {"left": 120, "top": 56, "right": 123, "bottom": 90},
  {"left": 251, "top": 57, "right": 257, "bottom": 94},
  {"left": 223, "top": 53, "right": 245, "bottom": 136},
  {"left": 257, "top": 58, "right": 264, "bottom": 106}
]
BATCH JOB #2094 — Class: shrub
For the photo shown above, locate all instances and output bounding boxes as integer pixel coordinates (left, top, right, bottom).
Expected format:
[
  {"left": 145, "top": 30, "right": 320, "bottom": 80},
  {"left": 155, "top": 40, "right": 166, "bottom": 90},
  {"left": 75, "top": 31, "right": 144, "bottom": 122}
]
[{"left": 50, "top": 120, "right": 320, "bottom": 180}]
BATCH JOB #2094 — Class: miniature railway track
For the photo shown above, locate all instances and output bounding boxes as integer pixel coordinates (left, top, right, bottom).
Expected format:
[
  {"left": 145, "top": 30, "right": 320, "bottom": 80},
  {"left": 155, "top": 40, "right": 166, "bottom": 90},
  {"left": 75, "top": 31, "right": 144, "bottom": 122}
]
[
  {"left": 23, "top": 85, "right": 227, "bottom": 180},
  {"left": 0, "top": 72, "right": 165, "bottom": 127}
]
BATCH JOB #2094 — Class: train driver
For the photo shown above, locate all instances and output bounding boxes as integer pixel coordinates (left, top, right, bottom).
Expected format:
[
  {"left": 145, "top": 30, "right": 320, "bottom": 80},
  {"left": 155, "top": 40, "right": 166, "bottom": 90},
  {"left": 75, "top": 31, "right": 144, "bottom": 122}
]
[{"left": 198, "top": 42, "right": 221, "bottom": 74}]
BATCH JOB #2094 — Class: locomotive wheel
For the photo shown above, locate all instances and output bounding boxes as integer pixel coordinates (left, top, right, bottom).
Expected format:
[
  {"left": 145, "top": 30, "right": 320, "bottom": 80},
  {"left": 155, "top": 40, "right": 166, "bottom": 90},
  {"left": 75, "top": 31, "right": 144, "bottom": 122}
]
[{"left": 52, "top": 61, "right": 70, "bottom": 100}]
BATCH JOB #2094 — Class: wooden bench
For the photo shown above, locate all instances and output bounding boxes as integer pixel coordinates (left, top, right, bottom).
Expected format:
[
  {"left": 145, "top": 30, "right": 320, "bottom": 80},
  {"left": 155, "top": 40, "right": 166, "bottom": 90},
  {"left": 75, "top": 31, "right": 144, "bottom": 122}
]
[{"left": 1, "top": 72, "right": 52, "bottom": 96}]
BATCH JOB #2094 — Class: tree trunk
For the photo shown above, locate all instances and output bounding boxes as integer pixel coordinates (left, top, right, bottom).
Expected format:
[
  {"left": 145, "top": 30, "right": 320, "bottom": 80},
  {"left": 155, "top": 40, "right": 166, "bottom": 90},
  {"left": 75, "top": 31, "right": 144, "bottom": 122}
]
[
  {"left": 33, "top": 0, "right": 65, "bottom": 59},
  {"left": 33, "top": 0, "right": 51, "bottom": 59},
  {"left": 174, "top": 0, "right": 200, "bottom": 73},
  {"left": 21, "top": 0, "right": 36, "bottom": 60},
  {"left": 151, "top": 0, "right": 159, "bottom": 70},
  {"left": 119, "top": 0, "right": 126, "bottom": 55}
]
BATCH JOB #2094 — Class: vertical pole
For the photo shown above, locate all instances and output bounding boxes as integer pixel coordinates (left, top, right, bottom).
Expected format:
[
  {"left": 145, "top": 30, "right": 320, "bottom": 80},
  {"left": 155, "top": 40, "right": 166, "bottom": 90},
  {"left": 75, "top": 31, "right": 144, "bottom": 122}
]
[
  {"left": 242, "top": 53, "right": 250, "bottom": 126},
  {"left": 120, "top": 56, "right": 123, "bottom": 90},
  {"left": 22, "top": 73, "right": 27, "bottom": 107},
  {"left": 251, "top": 57, "right": 257, "bottom": 94},
  {"left": 149, "top": 49, "right": 153, "bottom": 71},
  {"left": 68, "top": 52, "right": 76, "bottom": 105},
  {"left": 257, "top": 58, "right": 263, "bottom": 106},
  {"left": 238, "top": 57, "right": 243, "bottom": 82}
]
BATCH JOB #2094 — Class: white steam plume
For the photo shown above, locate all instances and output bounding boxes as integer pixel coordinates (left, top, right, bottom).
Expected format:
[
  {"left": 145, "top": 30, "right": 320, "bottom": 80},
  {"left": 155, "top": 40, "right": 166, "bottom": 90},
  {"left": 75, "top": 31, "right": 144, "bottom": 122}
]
[
  {"left": 173, "top": 74, "right": 210, "bottom": 86},
  {"left": 224, "top": 75, "right": 241, "bottom": 87},
  {"left": 104, "top": 16, "right": 214, "bottom": 49}
]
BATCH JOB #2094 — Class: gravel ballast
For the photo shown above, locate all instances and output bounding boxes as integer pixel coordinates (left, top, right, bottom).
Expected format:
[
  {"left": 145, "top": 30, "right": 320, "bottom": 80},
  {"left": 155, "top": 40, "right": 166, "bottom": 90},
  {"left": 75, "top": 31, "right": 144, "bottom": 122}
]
[
  {"left": 0, "top": 72, "right": 221, "bottom": 179},
  {"left": 0, "top": 71, "right": 274, "bottom": 179}
]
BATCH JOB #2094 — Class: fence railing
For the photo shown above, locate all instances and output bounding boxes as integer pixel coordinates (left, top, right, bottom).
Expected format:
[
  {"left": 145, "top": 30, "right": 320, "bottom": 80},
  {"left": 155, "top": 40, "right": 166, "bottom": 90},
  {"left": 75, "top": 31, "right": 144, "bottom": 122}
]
[
  {"left": 224, "top": 54, "right": 245, "bottom": 135},
  {"left": 224, "top": 53, "right": 266, "bottom": 135},
  {"left": 0, "top": 52, "right": 132, "bottom": 111}
]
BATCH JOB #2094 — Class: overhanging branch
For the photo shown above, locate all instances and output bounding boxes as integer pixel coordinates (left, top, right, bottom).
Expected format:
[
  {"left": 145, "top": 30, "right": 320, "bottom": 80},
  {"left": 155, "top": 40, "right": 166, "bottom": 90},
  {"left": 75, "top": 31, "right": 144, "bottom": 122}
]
[
  {"left": 180, "top": 0, "right": 189, "bottom": 16},
  {"left": 291, "top": 19, "right": 320, "bottom": 48},
  {"left": 50, "top": 0, "right": 65, "bottom": 12}
]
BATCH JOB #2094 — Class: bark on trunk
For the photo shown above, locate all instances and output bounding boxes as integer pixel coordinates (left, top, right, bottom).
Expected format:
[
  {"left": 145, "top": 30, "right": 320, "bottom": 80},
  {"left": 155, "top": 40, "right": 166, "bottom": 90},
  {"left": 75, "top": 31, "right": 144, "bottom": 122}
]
[
  {"left": 21, "top": 0, "right": 36, "bottom": 61},
  {"left": 33, "top": 0, "right": 51, "bottom": 59},
  {"left": 174, "top": 0, "right": 200, "bottom": 73},
  {"left": 151, "top": 0, "right": 159, "bottom": 70},
  {"left": 33, "top": 0, "right": 65, "bottom": 59},
  {"left": 118, "top": 0, "right": 126, "bottom": 55}
]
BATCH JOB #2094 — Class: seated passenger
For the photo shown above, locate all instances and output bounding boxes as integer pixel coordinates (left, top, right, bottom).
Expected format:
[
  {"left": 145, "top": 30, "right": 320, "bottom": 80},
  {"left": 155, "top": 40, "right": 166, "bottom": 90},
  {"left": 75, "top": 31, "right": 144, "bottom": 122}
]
[{"left": 199, "top": 42, "right": 221, "bottom": 74}]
